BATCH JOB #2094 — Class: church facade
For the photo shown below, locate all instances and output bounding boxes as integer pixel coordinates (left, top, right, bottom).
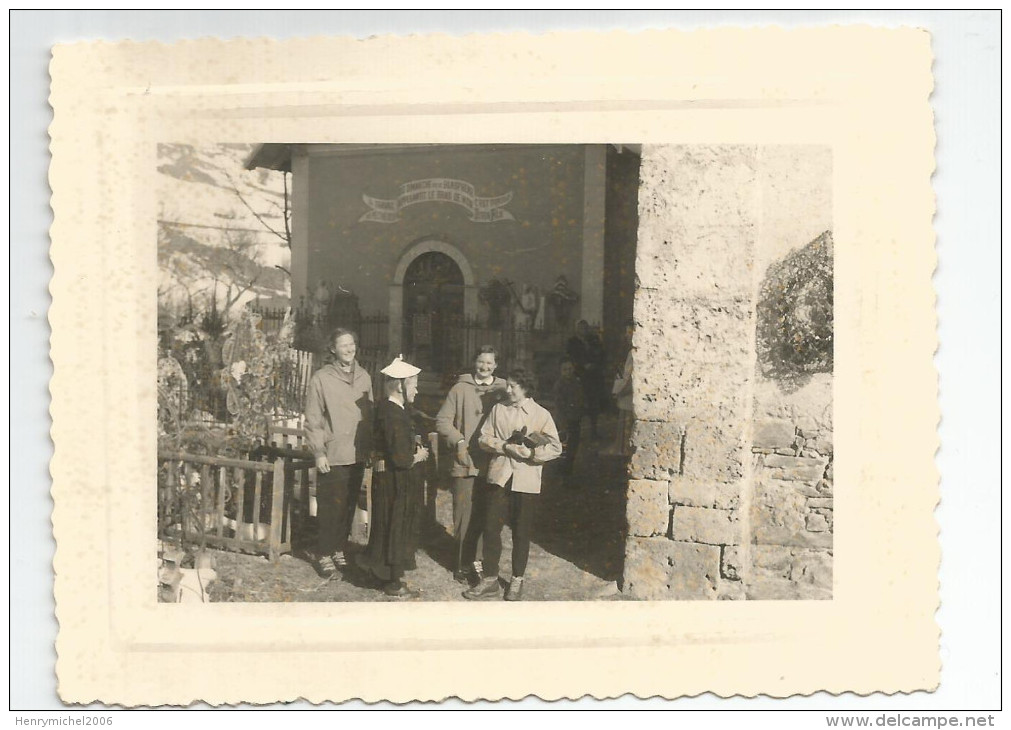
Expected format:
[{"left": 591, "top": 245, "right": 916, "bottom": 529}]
[{"left": 247, "top": 143, "right": 640, "bottom": 378}]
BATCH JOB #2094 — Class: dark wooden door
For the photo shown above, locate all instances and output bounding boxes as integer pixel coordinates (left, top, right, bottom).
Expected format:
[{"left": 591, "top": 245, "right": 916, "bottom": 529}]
[{"left": 402, "top": 251, "right": 465, "bottom": 375}]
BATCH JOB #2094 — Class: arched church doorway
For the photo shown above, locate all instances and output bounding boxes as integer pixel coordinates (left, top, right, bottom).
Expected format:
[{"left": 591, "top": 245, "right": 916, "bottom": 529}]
[{"left": 402, "top": 251, "right": 465, "bottom": 375}]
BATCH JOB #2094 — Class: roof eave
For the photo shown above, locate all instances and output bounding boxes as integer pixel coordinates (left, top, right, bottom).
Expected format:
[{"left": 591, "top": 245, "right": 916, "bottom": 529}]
[{"left": 245, "top": 143, "right": 292, "bottom": 173}]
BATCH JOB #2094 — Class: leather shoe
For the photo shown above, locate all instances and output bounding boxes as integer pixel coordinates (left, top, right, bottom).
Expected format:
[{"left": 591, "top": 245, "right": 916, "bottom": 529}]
[
  {"left": 463, "top": 577, "right": 501, "bottom": 600},
  {"left": 316, "top": 555, "right": 337, "bottom": 578},
  {"left": 383, "top": 581, "right": 421, "bottom": 599},
  {"left": 504, "top": 579, "right": 525, "bottom": 602}
]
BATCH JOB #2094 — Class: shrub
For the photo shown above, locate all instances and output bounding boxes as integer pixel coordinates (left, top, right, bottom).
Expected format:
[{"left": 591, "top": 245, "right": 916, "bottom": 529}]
[{"left": 756, "top": 231, "right": 833, "bottom": 380}]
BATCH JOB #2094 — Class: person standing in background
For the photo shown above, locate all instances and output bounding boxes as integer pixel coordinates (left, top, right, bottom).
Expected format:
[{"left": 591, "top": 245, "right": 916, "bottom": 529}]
[
  {"left": 566, "top": 320, "right": 605, "bottom": 440},
  {"left": 551, "top": 359, "right": 584, "bottom": 487}
]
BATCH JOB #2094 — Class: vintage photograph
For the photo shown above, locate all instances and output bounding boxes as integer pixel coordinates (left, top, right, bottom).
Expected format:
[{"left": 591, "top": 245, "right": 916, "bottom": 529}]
[
  {"left": 47, "top": 25, "right": 944, "bottom": 703},
  {"left": 156, "top": 142, "right": 833, "bottom": 603}
]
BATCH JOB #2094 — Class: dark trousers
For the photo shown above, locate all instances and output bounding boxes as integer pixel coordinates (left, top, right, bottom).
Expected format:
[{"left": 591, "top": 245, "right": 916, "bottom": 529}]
[
  {"left": 452, "top": 476, "right": 486, "bottom": 572},
  {"left": 316, "top": 463, "right": 364, "bottom": 557},
  {"left": 481, "top": 480, "right": 538, "bottom": 579}
]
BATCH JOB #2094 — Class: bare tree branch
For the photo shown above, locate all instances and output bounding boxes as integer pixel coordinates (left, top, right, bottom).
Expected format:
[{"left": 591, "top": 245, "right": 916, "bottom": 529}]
[
  {"left": 282, "top": 172, "right": 292, "bottom": 248},
  {"left": 222, "top": 169, "right": 289, "bottom": 244},
  {"left": 224, "top": 274, "right": 261, "bottom": 314}
]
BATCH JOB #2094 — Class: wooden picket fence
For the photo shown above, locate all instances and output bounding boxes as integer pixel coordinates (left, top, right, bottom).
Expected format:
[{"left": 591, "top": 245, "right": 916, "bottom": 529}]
[{"left": 158, "top": 450, "right": 314, "bottom": 562}]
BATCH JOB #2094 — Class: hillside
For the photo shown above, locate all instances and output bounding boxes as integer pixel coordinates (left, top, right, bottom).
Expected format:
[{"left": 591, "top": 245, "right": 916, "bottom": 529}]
[{"left": 157, "top": 143, "right": 291, "bottom": 315}]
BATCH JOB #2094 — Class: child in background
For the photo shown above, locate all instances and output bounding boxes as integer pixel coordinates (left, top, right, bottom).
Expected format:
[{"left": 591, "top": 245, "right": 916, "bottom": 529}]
[{"left": 552, "top": 359, "right": 584, "bottom": 486}]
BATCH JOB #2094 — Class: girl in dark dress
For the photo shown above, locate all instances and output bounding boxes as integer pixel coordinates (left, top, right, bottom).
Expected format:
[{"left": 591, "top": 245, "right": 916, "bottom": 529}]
[{"left": 356, "top": 356, "right": 429, "bottom": 598}]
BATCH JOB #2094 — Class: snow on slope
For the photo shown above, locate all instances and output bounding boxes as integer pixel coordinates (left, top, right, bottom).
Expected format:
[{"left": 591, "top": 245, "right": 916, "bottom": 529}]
[{"left": 157, "top": 143, "right": 291, "bottom": 313}]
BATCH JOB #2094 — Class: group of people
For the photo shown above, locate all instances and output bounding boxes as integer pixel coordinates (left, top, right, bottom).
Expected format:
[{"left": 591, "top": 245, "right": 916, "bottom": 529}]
[{"left": 303, "top": 328, "right": 563, "bottom": 600}]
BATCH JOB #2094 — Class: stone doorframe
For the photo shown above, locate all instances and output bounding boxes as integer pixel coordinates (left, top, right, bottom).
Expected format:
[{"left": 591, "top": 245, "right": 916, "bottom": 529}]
[{"left": 388, "top": 238, "right": 479, "bottom": 355}]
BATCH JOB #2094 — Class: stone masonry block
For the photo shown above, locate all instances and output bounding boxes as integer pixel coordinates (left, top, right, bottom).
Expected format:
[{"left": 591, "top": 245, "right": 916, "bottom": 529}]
[
  {"left": 713, "top": 482, "right": 741, "bottom": 510},
  {"left": 770, "top": 465, "right": 827, "bottom": 484},
  {"left": 636, "top": 290, "right": 754, "bottom": 365},
  {"left": 634, "top": 358, "right": 752, "bottom": 424},
  {"left": 668, "top": 478, "right": 716, "bottom": 508},
  {"left": 753, "top": 419, "right": 796, "bottom": 450},
  {"left": 665, "top": 542, "right": 722, "bottom": 599},
  {"left": 628, "top": 420, "right": 684, "bottom": 481},
  {"left": 751, "top": 525, "right": 833, "bottom": 550},
  {"left": 790, "top": 550, "right": 833, "bottom": 590},
  {"left": 639, "top": 145, "right": 759, "bottom": 229},
  {"left": 720, "top": 545, "right": 743, "bottom": 581},
  {"left": 795, "top": 414, "right": 820, "bottom": 435},
  {"left": 681, "top": 420, "right": 747, "bottom": 482},
  {"left": 668, "top": 479, "right": 741, "bottom": 510},
  {"left": 750, "top": 545, "right": 793, "bottom": 576},
  {"left": 808, "top": 438, "right": 834, "bottom": 456},
  {"left": 751, "top": 479, "right": 808, "bottom": 535},
  {"left": 623, "top": 537, "right": 674, "bottom": 600},
  {"left": 625, "top": 479, "right": 671, "bottom": 537},
  {"left": 717, "top": 581, "right": 747, "bottom": 600},
  {"left": 671, "top": 506, "right": 741, "bottom": 546},
  {"left": 635, "top": 221, "right": 757, "bottom": 296},
  {"left": 623, "top": 537, "right": 721, "bottom": 600},
  {"left": 805, "top": 513, "right": 830, "bottom": 532},
  {"left": 763, "top": 454, "right": 829, "bottom": 470},
  {"left": 764, "top": 454, "right": 829, "bottom": 485}
]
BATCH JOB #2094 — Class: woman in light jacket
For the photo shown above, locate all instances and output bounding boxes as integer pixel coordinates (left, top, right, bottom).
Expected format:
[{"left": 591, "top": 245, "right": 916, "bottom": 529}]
[
  {"left": 304, "top": 328, "right": 373, "bottom": 578},
  {"left": 463, "top": 368, "right": 561, "bottom": 602}
]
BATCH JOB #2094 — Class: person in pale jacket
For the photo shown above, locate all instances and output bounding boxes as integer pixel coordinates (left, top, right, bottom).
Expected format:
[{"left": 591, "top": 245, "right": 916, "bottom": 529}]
[
  {"left": 463, "top": 368, "right": 562, "bottom": 602},
  {"left": 435, "top": 345, "right": 507, "bottom": 584},
  {"left": 304, "top": 328, "right": 373, "bottom": 578}
]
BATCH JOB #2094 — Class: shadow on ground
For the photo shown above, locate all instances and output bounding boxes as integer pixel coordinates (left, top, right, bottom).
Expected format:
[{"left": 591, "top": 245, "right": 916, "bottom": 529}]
[{"left": 203, "top": 414, "right": 629, "bottom": 602}]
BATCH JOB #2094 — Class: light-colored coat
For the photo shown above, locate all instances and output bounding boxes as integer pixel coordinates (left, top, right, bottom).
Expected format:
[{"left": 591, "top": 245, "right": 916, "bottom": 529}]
[
  {"left": 478, "top": 398, "right": 562, "bottom": 494},
  {"left": 435, "top": 374, "right": 507, "bottom": 478},
  {"left": 304, "top": 362, "right": 374, "bottom": 466}
]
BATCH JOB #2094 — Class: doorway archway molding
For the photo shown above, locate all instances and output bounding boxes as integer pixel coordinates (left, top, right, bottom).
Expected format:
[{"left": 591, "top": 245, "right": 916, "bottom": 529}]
[{"left": 388, "top": 238, "right": 479, "bottom": 354}]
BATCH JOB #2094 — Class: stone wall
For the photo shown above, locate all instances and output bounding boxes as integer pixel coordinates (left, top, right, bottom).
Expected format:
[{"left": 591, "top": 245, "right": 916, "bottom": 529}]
[
  {"left": 623, "top": 145, "right": 758, "bottom": 600},
  {"left": 745, "top": 374, "right": 833, "bottom": 599},
  {"left": 622, "top": 145, "right": 833, "bottom": 600}
]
